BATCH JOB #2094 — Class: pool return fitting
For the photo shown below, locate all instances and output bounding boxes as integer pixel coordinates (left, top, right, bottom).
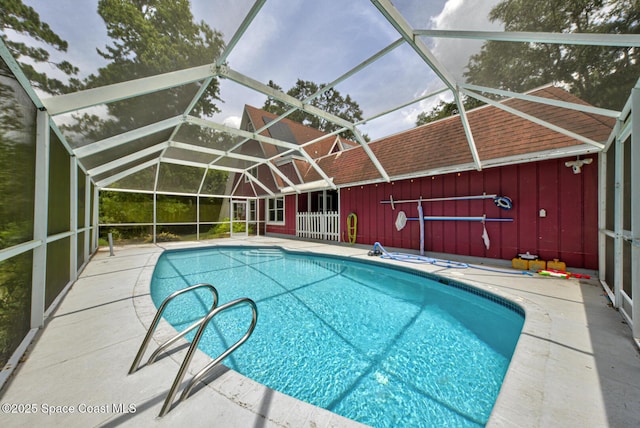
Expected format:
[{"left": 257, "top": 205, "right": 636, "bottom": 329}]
[{"left": 129, "top": 283, "right": 258, "bottom": 417}]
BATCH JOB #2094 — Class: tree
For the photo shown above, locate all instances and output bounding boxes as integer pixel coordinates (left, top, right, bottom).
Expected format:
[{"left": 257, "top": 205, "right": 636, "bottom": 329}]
[
  {"left": 66, "top": 0, "right": 226, "bottom": 141},
  {"left": 416, "top": 96, "right": 484, "bottom": 126},
  {"left": 464, "top": 0, "right": 640, "bottom": 110},
  {"left": 263, "top": 79, "right": 366, "bottom": 139},
  {"left": 67, "top": 0, "right": 230, "bottom": 236},
  {"left": 0, "top": 0, "right": 80, "bottom": 94}
]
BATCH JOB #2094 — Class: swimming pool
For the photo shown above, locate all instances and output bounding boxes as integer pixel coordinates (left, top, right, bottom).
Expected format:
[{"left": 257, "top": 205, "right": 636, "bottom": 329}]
[{"left": 150, "top": 246, "right": 524, "bottom": 427}]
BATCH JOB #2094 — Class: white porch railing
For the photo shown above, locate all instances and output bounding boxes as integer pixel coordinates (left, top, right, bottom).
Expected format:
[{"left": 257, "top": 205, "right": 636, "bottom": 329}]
[{"left": 296, "top": 211, "right": 339, "bottom": 241}]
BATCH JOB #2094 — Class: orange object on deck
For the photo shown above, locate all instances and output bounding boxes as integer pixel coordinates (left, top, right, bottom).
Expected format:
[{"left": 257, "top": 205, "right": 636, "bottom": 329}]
[
  {"left": 547, "top": 258, "right": 566, "bottom": 271},
  {"left": 529, "top": 259, "right": 546, "bottom": 271},
  {"left": 511, "top": 258, "right": 529, "bottom": 270}
]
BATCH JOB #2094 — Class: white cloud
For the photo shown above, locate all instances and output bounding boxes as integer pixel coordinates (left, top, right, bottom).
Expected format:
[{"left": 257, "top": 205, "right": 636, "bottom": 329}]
[
  {"left": 430, "top": 0, "right": 503, "bottom": 81},
  {"left": 223, "top": 115, "right": 241, "bottom": 129},
  {"left": 373, "top": 0, "right": 502, "bottom": 138},
  {"left": 16, "top": 0, "right": 503, "bottom": 142}
]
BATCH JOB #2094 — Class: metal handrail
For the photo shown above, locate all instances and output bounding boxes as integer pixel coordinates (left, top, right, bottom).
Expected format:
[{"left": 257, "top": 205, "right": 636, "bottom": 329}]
[
  {"left": 159, "top": 297, "right": 258, "bottom": 417},
  {"left": 129, "top": 283, "right": 219, "bottom": 374}
]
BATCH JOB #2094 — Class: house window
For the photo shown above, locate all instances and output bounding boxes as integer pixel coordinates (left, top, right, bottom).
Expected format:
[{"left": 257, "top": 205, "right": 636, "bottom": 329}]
[
  {"left": 317, "top": 193, "right": 334, "bottom": 212},
  {"left": 267, "top": 197, "right": 284, "bottom": 224},
  {"left": 245, "top": 166, "right": 258, "bottom": 183},
  {"left": 248, "top": 199, "right": 256, "bottom": 221}
]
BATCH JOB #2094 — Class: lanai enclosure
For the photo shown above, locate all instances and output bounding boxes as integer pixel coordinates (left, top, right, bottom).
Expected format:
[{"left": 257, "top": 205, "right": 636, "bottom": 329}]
[{"left": 0, "top": 0, "right": 638, "bottom": 387}]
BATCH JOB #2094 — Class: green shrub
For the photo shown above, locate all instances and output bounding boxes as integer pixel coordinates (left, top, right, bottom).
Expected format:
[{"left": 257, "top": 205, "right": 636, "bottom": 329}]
[
  {"left": 204, "top": 218, "right": 252, "bottom": 238},
  {"left": 145, "top": 232, "right": 181, "bottom": 243}
]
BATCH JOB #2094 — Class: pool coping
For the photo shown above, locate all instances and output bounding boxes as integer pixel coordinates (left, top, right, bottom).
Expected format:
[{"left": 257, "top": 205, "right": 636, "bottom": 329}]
[
  {"left": 132, "top": 240, "right": 548, "bottom": 427},
  {"left": 4, "top": 236, "right": 635, "bottom": 427}
]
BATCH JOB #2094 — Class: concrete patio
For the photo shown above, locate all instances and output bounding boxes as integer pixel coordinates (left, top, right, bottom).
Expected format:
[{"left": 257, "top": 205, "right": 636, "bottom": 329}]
[{"left": 0, "top": 237, "right": 639, "bottom": 427}]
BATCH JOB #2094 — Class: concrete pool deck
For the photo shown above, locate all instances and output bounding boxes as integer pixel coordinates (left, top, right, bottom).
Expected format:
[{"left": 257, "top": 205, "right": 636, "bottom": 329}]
[{"left": 1, "top": 236, "right": 639, "bottom": 427}]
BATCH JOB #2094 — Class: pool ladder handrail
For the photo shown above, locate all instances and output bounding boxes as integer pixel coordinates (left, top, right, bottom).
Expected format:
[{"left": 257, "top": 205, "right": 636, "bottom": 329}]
[
  {"left": 128, "top": 283, "right": 258, "bottom": 418},
  {"left": 159, "top": 297, "right": 257, "bottom": 417},
  {"left": 129, "top": 283, "right": 220, "bottom": 375}
]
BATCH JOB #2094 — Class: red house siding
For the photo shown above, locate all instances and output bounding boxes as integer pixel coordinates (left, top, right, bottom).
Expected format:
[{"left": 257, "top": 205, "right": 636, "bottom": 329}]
[
  {"left": 339, "top": 155, "right": 599, "bottom": 270},
  {"left": 265, "top": 194, "right": 297, "bottom": 236}
]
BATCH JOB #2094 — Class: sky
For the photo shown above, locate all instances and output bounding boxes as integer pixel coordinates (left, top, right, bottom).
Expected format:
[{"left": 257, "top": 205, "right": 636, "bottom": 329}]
[{"left": 18, "top": 0, "right": 502, "bottom": 141}]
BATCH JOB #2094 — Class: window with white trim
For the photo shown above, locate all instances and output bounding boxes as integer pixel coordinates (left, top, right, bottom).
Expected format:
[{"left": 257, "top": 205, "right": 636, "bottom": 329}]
[
  {"left": 244, "top": 166, "right": 258, "bottom": 183},
  {"left": 248, "top": 199, "right": 256, "bottom": 221},
  {"left": 267, "top": 196, "right": 284, "bottom": 224}
]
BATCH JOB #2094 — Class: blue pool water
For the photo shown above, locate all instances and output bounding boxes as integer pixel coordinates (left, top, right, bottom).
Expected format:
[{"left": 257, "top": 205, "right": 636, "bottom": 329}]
[{"left": 150, "top": 246, "right": 524, "bottom": 427}]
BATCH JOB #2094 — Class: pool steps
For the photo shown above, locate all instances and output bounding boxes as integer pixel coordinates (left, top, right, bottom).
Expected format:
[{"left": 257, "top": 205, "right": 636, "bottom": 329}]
[{"left": 128, "top": 283, "right": 258, "bottom": 417}]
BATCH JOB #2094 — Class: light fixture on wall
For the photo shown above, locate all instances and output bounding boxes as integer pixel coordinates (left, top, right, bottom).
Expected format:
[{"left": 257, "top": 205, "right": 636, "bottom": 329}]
[{"left": 565, "top": 156, "right": 593, "bottom": 174}]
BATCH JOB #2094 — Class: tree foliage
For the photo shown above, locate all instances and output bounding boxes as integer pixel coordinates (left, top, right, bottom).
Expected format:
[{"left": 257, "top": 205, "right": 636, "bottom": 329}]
[
  {"left": 65, "top": 0, "right": 226, "bottom": 141},
  {"left": 464, "top": 0, "right": 640, "bottom": 110},
  {"left": 64, "top": 0, "right": 229, "bottom": 211},
  {"left": 416, "top": 96, "right": 484, "bottom": 126},
  {"left": 0, "top": 38, "right": 35, "bottom": 368},
  {"left": 263, "top": 79, "right": 366, "bottom": 138},
  {"left": 0, "top": 0, "right": 80, "bottom": 94}
]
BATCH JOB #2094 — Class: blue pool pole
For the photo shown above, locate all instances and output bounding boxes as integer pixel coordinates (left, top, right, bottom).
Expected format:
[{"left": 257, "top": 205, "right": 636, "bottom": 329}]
[{"left": 407, "top": 216, "right": 513, "bottom": 222}]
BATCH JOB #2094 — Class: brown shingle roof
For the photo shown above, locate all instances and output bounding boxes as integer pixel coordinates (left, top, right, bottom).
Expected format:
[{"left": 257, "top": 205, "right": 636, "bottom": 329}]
[
  {"left": 243, "top": 105, "right": 337, "bottom": 159},
  {"left": 240, "top": 86, "right": 614, "bottom": 192},
  {"left": 309, "top": 85, "right": 614, "bottom": 186}
]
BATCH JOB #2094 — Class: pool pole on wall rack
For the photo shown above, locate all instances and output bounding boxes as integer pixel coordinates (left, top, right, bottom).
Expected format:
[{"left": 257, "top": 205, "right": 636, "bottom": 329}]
[{"left": 381, "top": 193, "right": 513, "bottom": 210}]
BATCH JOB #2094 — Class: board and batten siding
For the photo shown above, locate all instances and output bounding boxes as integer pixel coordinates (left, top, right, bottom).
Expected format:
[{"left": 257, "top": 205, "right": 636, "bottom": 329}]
[
  {"left": 339, "top": 155, "right": 598, "bottom": 270},
  {"left": 265, "top": 194, "right": 298, "bottom": 236}
]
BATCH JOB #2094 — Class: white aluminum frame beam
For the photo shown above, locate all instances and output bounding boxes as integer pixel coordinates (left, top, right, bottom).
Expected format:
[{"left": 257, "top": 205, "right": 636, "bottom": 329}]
[
  {"left": 370, "top": 0, "right": 481, "bottom": 169},
  {"left": 31, "top": 110, "right": 50, "bottom": 328},
  {"left": 87, "top": 142, "right": 170, "bottom": 177},
  {"left": 243, "top": 171, "right": 275, "bottom": 197},
  {"left": 461, "top": 83, "right": 621, "bottom": 118},
  {"left": 42, "top": 64, "right": 217, "bottom": 116},
  {"left": 631, "top": 87, "right": 640, "bottom": 340},
  {"left": 357, "top": 87, "right": 450, "bottom": 126},
  {"left": 226, "top": 38, "right": 403, "bottom": 154},
  {"left": 352, "top": 127, "right": 391, "bottom": 180},
  {"left": 370, "top": 0, "right": 457, "bottom": 91},
  {"left": 461, "top": 88, "right": 606, "bottom": 149},
  {"left": 216, "top": 0, "right": 267, "bottom": 66},
  {"left": 414, "top": 29, "right": 640, "bottom": 47},
  {"left": 0, "top": 38, "right": 44, "bottom": 109},
  {"left": 454, "top": 90, "right": 482, "bottom": 170},
  {"left": 172, "top": 1, "right": 268, "bottom": 152},
  {"left": 265, "top": 162, "right": 300, "bottom": 193},
  {"left": 218, "top": 67, "right": 356, "bottom": 131},
  {"left": 170, "top": 140, "right": 277, "bottom": 194},
  {"left": 185, "top": 115, "right": 336, "bottom": 189},
  {"left": 95, "top": 158, "right": 159, "bottom": 188},
  {"left": 161, "top": 157, "right": 244, "bottom": 174},
  {"left": 84, "top": 174, "right": 91, "bottom": 261},
  {"left": 185, "top": 115, "right": 301, "bottom": 150},
  {"left": 74, "top": 116, "right": 183, "bottom": 158},
  {"left": 70, "top": 156, "right": 78, "bottom": 281},
  {"left": 263, "top": 127, "right": 346, "bottom": 163},
  {"left": 171, "top": 140, "right": 266, "bottom": 163},
  {"left": 170, "top": 140, "right": 299, "bottom": 192}
]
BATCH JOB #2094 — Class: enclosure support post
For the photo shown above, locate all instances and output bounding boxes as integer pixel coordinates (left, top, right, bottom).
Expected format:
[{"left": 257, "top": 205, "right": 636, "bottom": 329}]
[
  {"left": 92, "top": 187, "right": 100, "bottom": 252},
  {"left": 84, "top": 174, "right": 91, "bottom": 260},
  {"left": 31, "top": 109, "right": 50, "bottom": 328},
  {"left": 631, "top": 87, "right": 640, "bottom": 342},
  {"left": 614, "top": 134, "right": 624, "bottom": 309},
  {"left": 70, "top": 156, "right": 78, "bottom": 281}
]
